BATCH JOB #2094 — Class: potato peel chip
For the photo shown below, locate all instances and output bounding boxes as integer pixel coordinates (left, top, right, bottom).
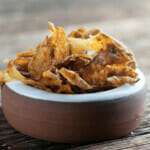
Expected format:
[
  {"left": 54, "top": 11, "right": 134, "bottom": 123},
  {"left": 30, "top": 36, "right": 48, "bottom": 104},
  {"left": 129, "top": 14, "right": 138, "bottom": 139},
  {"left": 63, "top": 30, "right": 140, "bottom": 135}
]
[
  {"left": 28, "top": 47, "right": 52, "bottom": 80},
  {"left": 55, "top": 55, "right": 91, "bottom": 71},
  {"left": 7, "top": 62, "right": 52, "bottom": 92},
  {"left": 42, "top": 70, "right": 73, "bottom": 93},
  {"left": 0, "top": 71, "right": 12, "bottom": 86},
  {"left": 107, "top": 76, "right": 139, "bottom": 87},
  {"left": 15, "top": 48, "right": 34, "bottom": 59},
  {"left": 14, "top": 58, "right": 31, "bottom": 66},
  {"left": 49, "top": 26, "right": 70, "bottom": 62},
  {"left": 42, "top": 70, "right": 62, "bottom": 86},
  {"left": 105, "top": 64, "right": 138, "bottom": 78},
  {"left": 58, "top": 67, "right": 92, "bottom": 90},
  {"left": 68, "top": 28, "right": 100, "bottom": 39}
]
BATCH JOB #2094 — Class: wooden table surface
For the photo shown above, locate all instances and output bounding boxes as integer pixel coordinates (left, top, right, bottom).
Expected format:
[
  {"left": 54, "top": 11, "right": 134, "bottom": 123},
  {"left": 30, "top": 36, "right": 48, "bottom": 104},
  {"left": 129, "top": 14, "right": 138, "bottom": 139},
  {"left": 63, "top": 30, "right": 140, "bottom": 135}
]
[{"left": 0, "top": 17, "right": 150, "bottom": 150}]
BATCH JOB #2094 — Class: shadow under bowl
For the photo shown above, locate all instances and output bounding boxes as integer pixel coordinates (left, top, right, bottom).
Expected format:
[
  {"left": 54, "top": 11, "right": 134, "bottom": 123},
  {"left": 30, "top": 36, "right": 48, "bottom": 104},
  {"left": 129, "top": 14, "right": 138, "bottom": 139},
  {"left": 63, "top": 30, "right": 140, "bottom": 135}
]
[{"left": 1, "top": 69, "right": 146, "bottom": 143}]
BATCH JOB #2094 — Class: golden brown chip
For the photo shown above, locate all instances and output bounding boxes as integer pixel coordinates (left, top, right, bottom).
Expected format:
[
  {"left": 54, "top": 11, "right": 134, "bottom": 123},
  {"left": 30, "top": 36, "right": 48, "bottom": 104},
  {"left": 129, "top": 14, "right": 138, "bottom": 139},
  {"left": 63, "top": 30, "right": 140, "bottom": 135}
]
[
  {"left": 68, "top": 32, "right": 134, "bottom": 65},
  {"left": 42, "top": 70, "right": 73, "bottom": 93},
  {"left": 88, "top": 29, "right": 100, "bottom": 36},
  {"left": 68, "top": 28, "right": 87, "bottom": 38},
  {"left": 28, "top": 47, "right": 52, "bottom": 80},
  {"left": 7, "top": 62, "right": 52, "bottom": 92},
  {"left": 78, "top": 53, "right": 106, "bottom": 87},
  {"left": 58, "top": 67, "right": 92, "bottom": 90},
  {"left": 42, "top": 70, "right": 62, "bottom": 86},
  {"left": 68, "top": 33, "right": 106, "bottom": 54},
  {"left": 57, "top": 84, "right": 73, "bottom": 94},
  {"left": 55, "top": 55, "right": 91, "bottom": 71},
  {"left": 107, "top": 76, "right": 139, "bottom": 87},
  {"left": 80, "top": 66, "right": 107, "bottom": 88},
  {"left": 14, "top": 58, "right": 31, "bottom": 66},
  {"left": 68, "top": 28, "right": 100, "bottom": 39},
  {"left": 6, "top": 62, "right": 27, "bottom": 82},
  {"left": 126, "top": 61, "right": 136, "bottom": 70},
  {"left": 20, "top": 71, "right": 30, "bottom": 78},
  {"left": 48, "top": 26, "right": 70, "bottom": 62},
  {"left": 15, "top": 48, "right": 34, "bottom": 59},
  {"left": 0, "top": 71, "right": 12, "bottom": 86},
  {"left": 104, "top": 64, "right": 138, "bottom": 78}
]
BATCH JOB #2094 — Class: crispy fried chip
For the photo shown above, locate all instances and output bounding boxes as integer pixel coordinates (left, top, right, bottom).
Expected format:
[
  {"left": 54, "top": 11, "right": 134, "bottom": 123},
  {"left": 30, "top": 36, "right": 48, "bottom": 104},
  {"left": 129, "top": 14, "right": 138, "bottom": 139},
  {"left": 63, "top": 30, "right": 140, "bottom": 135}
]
[
  {"left": 15, "top": 48, "right": 34, "bottom": 59},
  {"left": 58, "top": 67, "right": 92, "bottom": 90},
  {"left": 14, "top": 58, "right": 31, "bottom": 66},
  {"left": 68, "top": 28, "right": 100, "bottom": 39},
  {"left": 68, "top": 33, "right": 108, "bottom": 54},
  {"left": 107, "top": 76, "right": 139, "bottom": 87},
  {"left": 28, "top": 47, "right": 52, "bottom": 80},
  {"left": 6, "top": 62, "right": 27, "bottom": 82},
  {"left": 42, "top": 70, "right": 62, "bottom": 86},
  {"left": 48, "top": 26, "right": 70, "bottom": 62},
  {"left": 55, "top": 55, "right": 91, "bottom": 71},
  {"left": 20, "top": 71, "right": 30, "bottom": 78},
  {"left": 68, "top": 32, "right": 135, "bottom": 64},
  {"left": 7, "top": 62, "right": 52, "bottom": 92},
  {"left": 104, "top": 64, "right": 138, "bottom": 78},
  {"left": 0, "top": 71, "right": 12, "bottom": 86},
  {"left": 0, "top": 22, "right": 139, "bottom": 94},
  {"left": 79, "top": 62, "right": 107, "bottom": 88},
  {"left": 42, "top": 70, "right": 73, "bottom": 93}
]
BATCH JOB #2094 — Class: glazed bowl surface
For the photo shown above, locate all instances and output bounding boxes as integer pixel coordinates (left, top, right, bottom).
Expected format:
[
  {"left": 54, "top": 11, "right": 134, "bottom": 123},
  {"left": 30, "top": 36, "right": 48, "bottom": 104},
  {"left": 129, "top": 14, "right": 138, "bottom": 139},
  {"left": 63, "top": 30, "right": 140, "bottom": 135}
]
[{"left": 1, "top": 69, "right": 146, "bottom": 143}]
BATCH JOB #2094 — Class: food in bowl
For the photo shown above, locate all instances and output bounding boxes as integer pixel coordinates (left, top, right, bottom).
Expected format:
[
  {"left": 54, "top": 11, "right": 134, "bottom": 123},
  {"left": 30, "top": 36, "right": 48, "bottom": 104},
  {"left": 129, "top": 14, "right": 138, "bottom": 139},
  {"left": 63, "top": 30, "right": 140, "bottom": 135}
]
[
  {"left": 0, "top": 22, "right": 146, "bottom": 143},
  {"left": 0, "top": 22, "right": 138, "bottom": 93}
]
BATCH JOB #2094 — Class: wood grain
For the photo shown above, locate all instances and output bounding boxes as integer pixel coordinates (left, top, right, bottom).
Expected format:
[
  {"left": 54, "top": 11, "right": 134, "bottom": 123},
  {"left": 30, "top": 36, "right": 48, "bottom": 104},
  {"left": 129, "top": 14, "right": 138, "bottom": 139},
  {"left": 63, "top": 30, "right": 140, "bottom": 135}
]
[{"left": 0, "top": 17, "right": 150, "bottom": 149}]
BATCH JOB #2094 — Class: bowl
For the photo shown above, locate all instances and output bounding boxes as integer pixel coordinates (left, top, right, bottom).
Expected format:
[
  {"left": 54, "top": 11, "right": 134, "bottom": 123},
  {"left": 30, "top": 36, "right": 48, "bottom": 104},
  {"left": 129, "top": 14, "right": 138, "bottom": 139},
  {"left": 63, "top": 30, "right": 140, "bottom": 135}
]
[{"left": 1, "top": 69, "right": 146, "bottom": 143}]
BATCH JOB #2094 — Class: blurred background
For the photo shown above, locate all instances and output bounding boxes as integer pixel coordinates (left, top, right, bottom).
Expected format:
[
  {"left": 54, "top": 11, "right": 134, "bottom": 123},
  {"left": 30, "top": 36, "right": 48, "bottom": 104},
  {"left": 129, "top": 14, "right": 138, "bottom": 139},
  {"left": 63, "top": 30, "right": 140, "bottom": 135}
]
[
  {"left": 0, "top": 0, "right": 150, "bottom": 69},
  {"left": 1, "top": 0, "right": 150, "bottom": 34}
]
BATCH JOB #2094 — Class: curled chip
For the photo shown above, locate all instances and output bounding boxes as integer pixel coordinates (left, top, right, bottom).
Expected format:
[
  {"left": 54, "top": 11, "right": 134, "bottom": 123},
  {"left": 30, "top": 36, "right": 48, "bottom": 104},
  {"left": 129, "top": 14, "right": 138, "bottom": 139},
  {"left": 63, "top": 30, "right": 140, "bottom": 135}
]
[
  {"left": 14, "top": 58, "right": 31, "bottom": 66},
  {"left": 0, "top": 71, "right": 12, "bottom": 86},
  {"left": 42, "top": 70, "right": 73, "bottom": 93},
  {"left": 7, "top": 62, "right": 52, "bottom": 92},
  {"left": 58, "top": 67, "right": 92, "bottom": 90},
  {"left": 28, "top": 47, "right": 52, "bottom": 80},
  {"left": 55, "top": 55, "right": 91, "bottom": 71},
  {"left": 0, "top": 22, "right": 139, "bottom": 94},
  {"left": 15, "top": 47, "right": 34, "bottom": 59},
  {"left": 68, "top": 28, "right": 100, "bottom": 39},
  {"left": 106, "top": 76, "right": 139, "bottom": 87}
]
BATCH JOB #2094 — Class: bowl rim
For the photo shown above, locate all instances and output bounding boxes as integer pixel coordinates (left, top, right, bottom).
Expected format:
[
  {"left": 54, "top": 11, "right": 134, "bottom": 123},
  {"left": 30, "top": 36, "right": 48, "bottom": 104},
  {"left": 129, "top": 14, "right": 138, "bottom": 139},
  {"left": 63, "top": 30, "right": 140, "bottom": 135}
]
[{"left": 5, "top": 69, "right": 145, "bottom": 103}]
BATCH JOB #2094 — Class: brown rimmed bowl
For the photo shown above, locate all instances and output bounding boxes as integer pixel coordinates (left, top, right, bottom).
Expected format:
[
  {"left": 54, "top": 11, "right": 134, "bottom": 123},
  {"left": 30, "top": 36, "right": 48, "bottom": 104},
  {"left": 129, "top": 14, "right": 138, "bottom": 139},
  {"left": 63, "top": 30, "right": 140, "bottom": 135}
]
[{"left": 1, "top": 69, "right": 146, "bottom": 143}]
